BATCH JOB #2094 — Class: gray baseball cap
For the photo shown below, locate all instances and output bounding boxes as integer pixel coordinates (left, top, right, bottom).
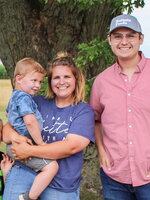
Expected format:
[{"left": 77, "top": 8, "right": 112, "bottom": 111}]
[{"left": 109, "top": 14, "right": 142, "bottom": 34}]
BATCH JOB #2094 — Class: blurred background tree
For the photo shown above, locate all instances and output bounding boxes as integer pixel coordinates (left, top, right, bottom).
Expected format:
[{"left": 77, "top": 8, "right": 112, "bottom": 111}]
[
  {"left": 0, "top": 0, "right": 145, "bottom": 199},
  {"left": 0, "top": 0, "right": 144, "bottom": 85}
]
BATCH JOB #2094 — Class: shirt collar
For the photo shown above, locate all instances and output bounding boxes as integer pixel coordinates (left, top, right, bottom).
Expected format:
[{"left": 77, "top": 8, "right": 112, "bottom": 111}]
[{"left": 114, "top": 51, "right": 147, "bottom": 74}]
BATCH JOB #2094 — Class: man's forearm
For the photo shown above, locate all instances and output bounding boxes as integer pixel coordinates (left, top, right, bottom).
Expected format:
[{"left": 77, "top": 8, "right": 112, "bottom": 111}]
[{"left": 95, "top": 121, "right": 105, "bottom": 153}]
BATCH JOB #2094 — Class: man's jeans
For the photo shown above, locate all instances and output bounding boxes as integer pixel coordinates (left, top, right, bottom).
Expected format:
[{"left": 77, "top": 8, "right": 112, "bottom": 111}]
[{"left": 100, "top": 168, "right": 150, "bottom": 200}]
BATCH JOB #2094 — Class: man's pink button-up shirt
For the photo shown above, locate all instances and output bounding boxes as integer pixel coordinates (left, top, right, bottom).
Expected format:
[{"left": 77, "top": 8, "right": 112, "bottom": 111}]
[{"left": 90, "top": 53, "right": 150, "bottom": 186}]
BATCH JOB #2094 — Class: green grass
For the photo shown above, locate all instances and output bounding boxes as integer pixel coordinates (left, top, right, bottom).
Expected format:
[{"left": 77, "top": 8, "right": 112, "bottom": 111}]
[
  {"left": 0, "top": 105, "right": 7, "bottom": 153},
  {"left": 0, "top": 79, "right": 12, "bottom": 122},
  {"left": 0, "top": 142, "right": 6, "bottom": 153},
  {"left": 0, "top": 65, "right": 9, "bottom": 79},
  {"left": 0, "top": 106, "right": 7, "bottom": 122}
]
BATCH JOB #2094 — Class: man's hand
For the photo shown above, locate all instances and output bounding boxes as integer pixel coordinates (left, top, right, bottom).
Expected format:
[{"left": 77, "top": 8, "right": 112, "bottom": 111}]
[{"left": 99, "top": 148, "right": 113, "bottom": 171}]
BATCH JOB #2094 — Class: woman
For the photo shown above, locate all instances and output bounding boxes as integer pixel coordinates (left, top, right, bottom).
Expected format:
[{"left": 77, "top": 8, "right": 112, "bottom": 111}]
[{"left": 2, "top": 52, "right": 95, "bottom": 200}]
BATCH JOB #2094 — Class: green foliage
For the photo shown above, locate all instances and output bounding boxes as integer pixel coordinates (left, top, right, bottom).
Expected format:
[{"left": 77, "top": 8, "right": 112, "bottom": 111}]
[
  {"left": 76, "top": 37, "right": 115, "bottom": 100},
  {"left": 37, "top": 77, "right": 48, "bottom": 96},
  {"left": 76, "top": 37, "right": 115, "bottom": 78},
  {"left": 38, "top": 0, "right": 49, "bottom": 4},
  {"left": 24, "top": 0, "right": 146, "bottom": 17},
  {"left": 0, "top": 65, "right": 9, "bottom": 79},
  {"left": 44, "top": 0, "right": 145, "bottom": 12},
  {"left": 84, "top": 79, "right": 94, "bottom": 102},
  {"left": 114, "top": 0, "right": 145, "bottom": 14},
  {"left": 55, "top": 0, "right": 101, "bottom": 12},
  {"left": 76, "top": 38, "right": 114, "bottom": 71},
  {"left": 56, "top": 0, "right": 102, "bottom": 5}
]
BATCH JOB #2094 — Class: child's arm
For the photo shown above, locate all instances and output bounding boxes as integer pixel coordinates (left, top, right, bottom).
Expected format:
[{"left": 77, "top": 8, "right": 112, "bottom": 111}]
[
  {"left": 23, "top": 114, "right": 44, "bottom": 145},
  {"left": 1, "top": 154, "right": 14, "bottom": 183}
]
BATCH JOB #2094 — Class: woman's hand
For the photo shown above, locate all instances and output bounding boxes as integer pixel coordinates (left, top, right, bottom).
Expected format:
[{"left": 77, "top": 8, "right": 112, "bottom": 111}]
[
  {"left": 11, "top": 133, "right": 33, "bottom": 161},
  {"left": 11, "top": 139, "right": 32, "bottom": 160}
]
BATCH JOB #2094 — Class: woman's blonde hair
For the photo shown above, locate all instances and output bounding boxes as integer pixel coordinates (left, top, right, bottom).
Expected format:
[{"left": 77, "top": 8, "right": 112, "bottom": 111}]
[{"left": 47, "top": 52, "right": 85, "bottom": 104}]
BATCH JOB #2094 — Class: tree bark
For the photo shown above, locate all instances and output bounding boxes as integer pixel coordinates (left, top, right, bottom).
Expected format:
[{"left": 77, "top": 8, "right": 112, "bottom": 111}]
[{"left": 0, "top": 0, "right": 121, "bottom": 85}]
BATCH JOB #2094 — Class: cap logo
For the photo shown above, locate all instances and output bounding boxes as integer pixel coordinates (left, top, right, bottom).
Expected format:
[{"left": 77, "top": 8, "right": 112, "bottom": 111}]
[{"left": 115, "top": 19, "right": 131, "bottom": 27}]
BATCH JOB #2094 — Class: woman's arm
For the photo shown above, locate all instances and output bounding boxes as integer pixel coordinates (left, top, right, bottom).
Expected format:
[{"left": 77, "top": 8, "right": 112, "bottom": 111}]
[
  {"left": 2, "top": 122, "right": 32, "bottom": 144},
  {"left": 12, "top": 134, "right": 90, "bottom": 160}
]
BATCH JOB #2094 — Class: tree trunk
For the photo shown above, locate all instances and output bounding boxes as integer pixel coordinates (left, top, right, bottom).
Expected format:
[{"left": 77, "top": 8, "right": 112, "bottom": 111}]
[{"left": 0, "top": 0, "right": 121, "bottom": 84}]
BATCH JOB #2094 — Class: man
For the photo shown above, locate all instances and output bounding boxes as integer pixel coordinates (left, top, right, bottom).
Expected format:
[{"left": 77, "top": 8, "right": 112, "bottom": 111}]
[{"left": 90, "top": 14, "right": 150, "bottom": 200}]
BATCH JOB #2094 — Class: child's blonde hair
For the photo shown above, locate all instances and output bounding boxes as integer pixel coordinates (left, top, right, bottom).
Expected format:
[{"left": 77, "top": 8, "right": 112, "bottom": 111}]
[{"left": 14, "top": 58, "right": 46, "bottom": 78}]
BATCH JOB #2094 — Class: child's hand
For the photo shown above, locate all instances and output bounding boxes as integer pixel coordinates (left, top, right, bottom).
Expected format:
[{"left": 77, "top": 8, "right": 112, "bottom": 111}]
[
  {"left": 11, "top": 134, "right": 32, "bottom": 145},
  {"left": 1, "top": 154, "right": 14, "bottom": 177}
]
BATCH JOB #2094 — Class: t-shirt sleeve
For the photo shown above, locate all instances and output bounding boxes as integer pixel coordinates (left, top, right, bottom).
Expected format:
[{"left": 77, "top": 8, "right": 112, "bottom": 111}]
[
  {"left": 69, "top": 104, "right": 95, "bottom": 143},
  {"left": 17, "top": 95, "right": 36, "bottom": 116}
]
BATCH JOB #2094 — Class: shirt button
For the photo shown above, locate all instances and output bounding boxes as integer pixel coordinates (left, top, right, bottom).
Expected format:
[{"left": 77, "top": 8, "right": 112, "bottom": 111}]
[
  {"left": 129, "top": 125, "right": 132, "bottom": 128},
  {"left": 124, "top": 79, "right": 128, "bottom": 82},
  {"left": 128, "top": 93, "right": 131, "bottom": 96},
  {"left": 129, "top": 141, "right": 133, "bottom": 144},
  {"left": 128, "top": 109, "right": 131, "bottom": 112}
]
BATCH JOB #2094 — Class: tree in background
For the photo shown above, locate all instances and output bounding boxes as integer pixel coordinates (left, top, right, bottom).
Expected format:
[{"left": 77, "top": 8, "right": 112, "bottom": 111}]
[
  {"left": 0, "top": 0, "right": 145, "bottom": 199},
  {"left": 0, "top": 0, "right": 144, "bottom": 84}
]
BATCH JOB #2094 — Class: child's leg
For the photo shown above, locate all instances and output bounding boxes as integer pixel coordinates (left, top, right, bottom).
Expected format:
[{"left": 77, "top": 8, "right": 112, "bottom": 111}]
[{"left": 29, "top": 160, "right": 58, "bottom": 199}]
